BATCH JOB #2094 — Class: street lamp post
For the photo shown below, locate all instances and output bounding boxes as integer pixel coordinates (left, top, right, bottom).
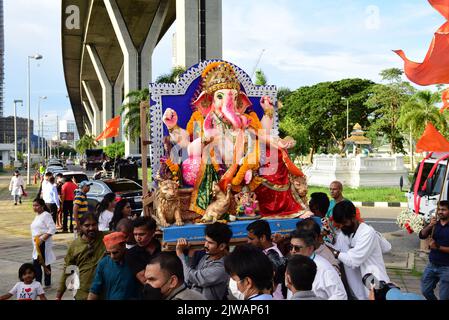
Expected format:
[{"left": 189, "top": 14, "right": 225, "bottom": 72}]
[
  {"left": 37, "top": 96, "right": 47, "bottom": 159},
  {"left": 342, "top": 97, "right": 349, "bottom": 139},
  {"left": 13, "top": 100, "right": 23, "bottom": 166},
  {"left": 27, "top": 54, "right": 43, "bottom": 185}
]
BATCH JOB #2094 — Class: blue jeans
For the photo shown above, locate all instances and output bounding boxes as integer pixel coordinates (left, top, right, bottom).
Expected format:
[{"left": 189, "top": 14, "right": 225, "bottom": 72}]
[{"left": 421, "top": 262, "right": 449, "bottom": 300}]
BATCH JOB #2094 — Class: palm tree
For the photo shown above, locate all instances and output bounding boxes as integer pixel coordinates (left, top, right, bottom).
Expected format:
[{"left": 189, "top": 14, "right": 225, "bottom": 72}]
[
  {"left": 120, "top": 66, "right": 187, "bottom": 143},
  {"left": 398, "top": 90, "right": 446, "bottom": 139},
  {"left": 75, "top": 134, "right": 98, "bottom": 155},
  {"left": 155, "top": 66, "right": 187, "bottom": 84},
  {"left": 120, "top": 88, "right": 150, "bottom": 142}
]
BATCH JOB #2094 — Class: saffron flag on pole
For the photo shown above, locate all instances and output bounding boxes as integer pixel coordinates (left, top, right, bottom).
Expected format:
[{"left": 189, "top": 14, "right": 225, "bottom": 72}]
[
  {"left": 394, "top": 0, "right": 449, "bottom": 85},
  {"left": 96, "top": 116, "right": 121, "bottom": 141},
  {"left": 416, "top": 123, "right": 449, "bottom": 152}
]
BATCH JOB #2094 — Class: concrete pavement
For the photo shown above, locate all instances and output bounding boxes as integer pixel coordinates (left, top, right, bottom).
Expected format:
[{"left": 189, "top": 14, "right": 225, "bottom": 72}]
[{"left": 0, "top": 173, "right": 74, "bottom": 300}]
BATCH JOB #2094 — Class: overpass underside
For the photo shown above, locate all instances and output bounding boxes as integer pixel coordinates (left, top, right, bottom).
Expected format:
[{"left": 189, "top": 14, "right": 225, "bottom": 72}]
[{"left": 62, "top": 0, "right": 222, "bottom": 155}]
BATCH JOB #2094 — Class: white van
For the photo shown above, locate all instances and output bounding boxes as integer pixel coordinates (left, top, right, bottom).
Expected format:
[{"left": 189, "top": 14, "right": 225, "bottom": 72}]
[{"left": 405, "top": 152, "right": 449, "bottom": 222}]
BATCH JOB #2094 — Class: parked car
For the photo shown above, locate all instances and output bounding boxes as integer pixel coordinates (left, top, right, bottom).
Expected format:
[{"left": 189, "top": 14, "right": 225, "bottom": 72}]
[
  {"left": 86, "top": 178, "right": 143, "bottom": 216},
  {"left": 45, "top": 164, "right": 67, "bottom": 175},
  {"left": 61, "top": 171, "right": 89, "bottom": 184}
]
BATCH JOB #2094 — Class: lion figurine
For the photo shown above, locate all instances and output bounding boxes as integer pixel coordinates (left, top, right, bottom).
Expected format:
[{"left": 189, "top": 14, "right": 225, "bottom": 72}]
[
  {"left": 154, "top": 179, "right": 183, "bottom": 228},
  {"left": 201, "top": 183, "right": 232, "bottom": 223}
]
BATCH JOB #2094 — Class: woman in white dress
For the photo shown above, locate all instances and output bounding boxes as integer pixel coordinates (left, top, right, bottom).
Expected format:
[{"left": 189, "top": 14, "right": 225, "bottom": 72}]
[
  {"left": 9, "top": 170, "right": 25, "bottom": 205},
  {"left": 96, "top": 193, "right": 116, "bottom": 232},
  {"left": 31, "top": 198, "right": 56, "bottom": 288}
]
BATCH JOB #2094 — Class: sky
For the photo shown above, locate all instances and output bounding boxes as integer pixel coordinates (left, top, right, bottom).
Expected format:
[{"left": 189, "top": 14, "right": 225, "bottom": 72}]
[{"left": 3, "top": 0, "right": 445, "bottom": 138}]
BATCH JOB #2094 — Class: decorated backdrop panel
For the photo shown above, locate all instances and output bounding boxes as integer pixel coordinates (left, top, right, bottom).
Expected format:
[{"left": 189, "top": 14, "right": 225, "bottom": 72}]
[{"left": 149, "top": 60, "right": 278, "bottom": 185}]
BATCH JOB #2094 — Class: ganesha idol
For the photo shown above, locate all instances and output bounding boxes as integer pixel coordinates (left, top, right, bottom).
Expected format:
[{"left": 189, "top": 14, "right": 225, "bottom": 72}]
[{"left": 158, "top": 61, "right": 307, "bottom": 219}]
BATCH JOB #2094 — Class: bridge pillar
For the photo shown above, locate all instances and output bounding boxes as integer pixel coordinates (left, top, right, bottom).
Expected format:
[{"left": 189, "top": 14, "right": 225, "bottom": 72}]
[
  {"left": 86, "top": 44, "right": 113, "bottom": 147},
  {"left": 82, "top": 81, "right": 102, "bottom": 137},
  {"left": 82, "top": 100, "right": 94, "bottom": 131},
  {"left": 114, "top": 64, "right": 124, "bottom": 143},
  {"left": 104, "top": 0, "right": 139, "bottom": 157},
  {"left": 175, "top": 0, "right": 222, "bottom": 68}
]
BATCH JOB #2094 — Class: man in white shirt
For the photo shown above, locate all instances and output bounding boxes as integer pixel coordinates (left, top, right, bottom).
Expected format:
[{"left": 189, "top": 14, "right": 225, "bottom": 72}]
[
  {"left": 41, "top": 174, "right": 60, "bottom": 224},
  {"left": 289, "top": 229, "right": 347, "bottom": 300},
  {"left": 330, "top": 200, "right": 390, "bottom": 300}
]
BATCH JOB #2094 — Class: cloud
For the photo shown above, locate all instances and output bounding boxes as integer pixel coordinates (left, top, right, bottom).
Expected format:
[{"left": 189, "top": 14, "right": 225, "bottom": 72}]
[{"left": 222, "top": 0, "right": 444, "bottom": 89}]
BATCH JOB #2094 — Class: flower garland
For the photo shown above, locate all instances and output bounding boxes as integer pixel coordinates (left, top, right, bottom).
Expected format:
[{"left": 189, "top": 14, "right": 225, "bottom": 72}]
[
  {"left": 396, "top": 209, "right": 424, "bottom": 234},
  {"left": 165, "top": 158, "right": 180, "bottom": 177}
]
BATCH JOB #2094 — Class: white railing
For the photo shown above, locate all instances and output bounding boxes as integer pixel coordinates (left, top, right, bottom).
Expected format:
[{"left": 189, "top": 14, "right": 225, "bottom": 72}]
[{"left": 307, "top": 154, "right": 409, "bottom": 187}]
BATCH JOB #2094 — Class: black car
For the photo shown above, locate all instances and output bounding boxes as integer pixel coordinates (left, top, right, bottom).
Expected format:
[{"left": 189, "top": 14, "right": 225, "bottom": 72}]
[{"left": 86, "top": 178, "right": 143, "bottom": 216}]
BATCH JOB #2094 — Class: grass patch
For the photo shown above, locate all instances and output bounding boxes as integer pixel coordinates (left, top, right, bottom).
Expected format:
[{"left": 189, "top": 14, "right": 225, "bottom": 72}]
[
  {"left": 308, "top": 186, "right": 406, "bottom": 203},
  {"left": 138, "top": 168, "right": 153, "bottom": 183},
  {"left": 410, "top": 268, "right": 423, "bottom": 278}
]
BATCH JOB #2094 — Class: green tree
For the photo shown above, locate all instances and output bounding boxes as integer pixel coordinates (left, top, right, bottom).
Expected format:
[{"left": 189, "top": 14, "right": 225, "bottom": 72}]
[
  {"left": 279, "top": 116, "right": 310, "bottom": 156},
  {"left": 281, "top": 78, "right": 376, "bottom": 159},
  {"left": 365, "top": 68, "right": 415, "bottom": 153},
  {"left": 120, "top": 88, "right": 150, "bottom": 142},
  {"left": 155, "top": 66, "right": 187, "bottom": 84},
  {"left": 75, "top": 135, "right": 98, "bottom": 155},
  {"left": 58, "top": 143, "right": 77, "bottom": 157},
  {"left": 120, "top": 67, "right": 188, "bottom": 143},
  {"left": 277, "top": 87, "right": 292, "bottom": 109},
  {"left": 255, "top": 69, "right": 267, "bottom": 86},
  {"left": 103, "top": 142, "right": 125, "bottom": 159},
  {"left": 398, "top": 90, "right": 446, "bottom": 139}
]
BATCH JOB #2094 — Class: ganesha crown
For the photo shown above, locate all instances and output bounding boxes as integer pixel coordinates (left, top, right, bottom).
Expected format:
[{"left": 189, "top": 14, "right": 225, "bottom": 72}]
[{"left": 202, "top": 62, "right": 241, "bottom": 94}]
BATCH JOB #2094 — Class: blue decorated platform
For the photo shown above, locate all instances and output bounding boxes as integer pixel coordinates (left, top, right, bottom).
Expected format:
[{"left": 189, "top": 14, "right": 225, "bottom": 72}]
[{"left": 161, "top": 217, "right": 322, "bottom": 245}]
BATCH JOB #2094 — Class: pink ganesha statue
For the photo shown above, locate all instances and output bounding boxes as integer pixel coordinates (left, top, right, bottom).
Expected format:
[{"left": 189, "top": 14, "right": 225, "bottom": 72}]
[{"left": 162, "top": 61, "right": 307, "bottom": 218}]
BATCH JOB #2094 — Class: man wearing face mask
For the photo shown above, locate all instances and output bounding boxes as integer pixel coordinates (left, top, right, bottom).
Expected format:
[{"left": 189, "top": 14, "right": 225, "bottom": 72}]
[
  {"left": 143, "top": 252, "right": 206, "bottom": 300},
  {"left": 176, "top": 222, "right": 232, "bottom": 300},
  {"left": 224, "top": 244, "right": 274, "bottom": 300},
  {"left": 331, "top": 200, "right": 390, "bottom": 300},
  {"left": 288, "top": 229, "right": 347, "bottom": 300},
  {"left": 56, "top": 213, "right": 105, "bottom": 300}
]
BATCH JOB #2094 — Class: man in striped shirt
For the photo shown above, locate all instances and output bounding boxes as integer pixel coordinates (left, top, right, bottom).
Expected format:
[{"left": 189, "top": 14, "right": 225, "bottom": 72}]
[{"left": 73, "top": 181, "right": 92, "bottom": 232}]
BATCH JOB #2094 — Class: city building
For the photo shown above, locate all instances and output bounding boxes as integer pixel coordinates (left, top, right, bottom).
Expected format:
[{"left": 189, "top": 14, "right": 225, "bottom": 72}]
[
  {"left": 0, "top": 116, "right": 34, "bottom": 145},
  {"left": 59, "top": 119, "right": 80, "bottom": 147}
]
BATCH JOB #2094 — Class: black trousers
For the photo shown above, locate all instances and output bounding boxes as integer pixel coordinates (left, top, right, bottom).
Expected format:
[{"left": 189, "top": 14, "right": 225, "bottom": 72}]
[
  {"left": 33, "top": 240, "right": 51, "bottom": 286},
  {"left": 46, "top": 203, "right": 58, "bottom": 224},
  {"left": 63, "top": 200, "right": 74, "bottom": 232}
]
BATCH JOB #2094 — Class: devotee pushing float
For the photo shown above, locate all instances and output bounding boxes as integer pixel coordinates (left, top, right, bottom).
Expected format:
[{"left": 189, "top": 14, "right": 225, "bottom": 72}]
[{"left": 160, "top": 61, "right": 307, "bottom": 219}]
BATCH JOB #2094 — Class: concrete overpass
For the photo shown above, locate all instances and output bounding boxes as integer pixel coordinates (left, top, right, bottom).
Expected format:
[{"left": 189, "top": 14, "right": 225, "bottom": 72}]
[{"left": 61, "top": 0, "right": 222, "bottom": 155}]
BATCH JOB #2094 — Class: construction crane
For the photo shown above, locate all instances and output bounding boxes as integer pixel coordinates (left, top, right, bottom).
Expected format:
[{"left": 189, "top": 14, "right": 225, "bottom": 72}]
[{"left": 251, "top": 49, "right": 266, "bottom": 81}]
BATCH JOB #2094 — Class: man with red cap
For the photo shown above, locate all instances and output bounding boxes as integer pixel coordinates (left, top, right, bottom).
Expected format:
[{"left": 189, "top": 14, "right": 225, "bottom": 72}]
[{"left": 87, "top": 232, "right": 140, "bottom": 300}]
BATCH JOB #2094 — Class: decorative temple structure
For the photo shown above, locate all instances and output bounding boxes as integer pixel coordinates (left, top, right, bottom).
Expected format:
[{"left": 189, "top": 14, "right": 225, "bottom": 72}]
[{"left": 344, "top": 123, "right": 372, "bottom": 156}]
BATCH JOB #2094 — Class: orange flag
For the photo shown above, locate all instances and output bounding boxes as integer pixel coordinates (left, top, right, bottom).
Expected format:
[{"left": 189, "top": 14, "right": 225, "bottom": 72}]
[
  {"left": 394, "top": 0, "right": 449, "bottom": 85},
  {"left": 96, "top": 116, "right": 121, "bottom": 141},
  {"left": 416, "top": 123, "right": 449, "bottom": 152}
]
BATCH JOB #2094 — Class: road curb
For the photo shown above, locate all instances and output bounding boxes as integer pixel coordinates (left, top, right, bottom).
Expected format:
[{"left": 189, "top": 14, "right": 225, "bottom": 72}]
[{"left": 353, "top": 202, "right": 408, "bottom": 208}]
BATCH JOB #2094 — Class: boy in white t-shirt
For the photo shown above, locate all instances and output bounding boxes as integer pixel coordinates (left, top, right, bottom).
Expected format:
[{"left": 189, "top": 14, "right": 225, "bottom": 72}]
[{"left": 0, "top": 263, "right": 47, "bottom": 300}]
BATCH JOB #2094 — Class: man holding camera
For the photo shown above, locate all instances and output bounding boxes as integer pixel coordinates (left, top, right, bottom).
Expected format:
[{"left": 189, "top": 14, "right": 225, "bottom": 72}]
[{"left": 419, "top": 200, "right": 449, "bottom": 300}]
